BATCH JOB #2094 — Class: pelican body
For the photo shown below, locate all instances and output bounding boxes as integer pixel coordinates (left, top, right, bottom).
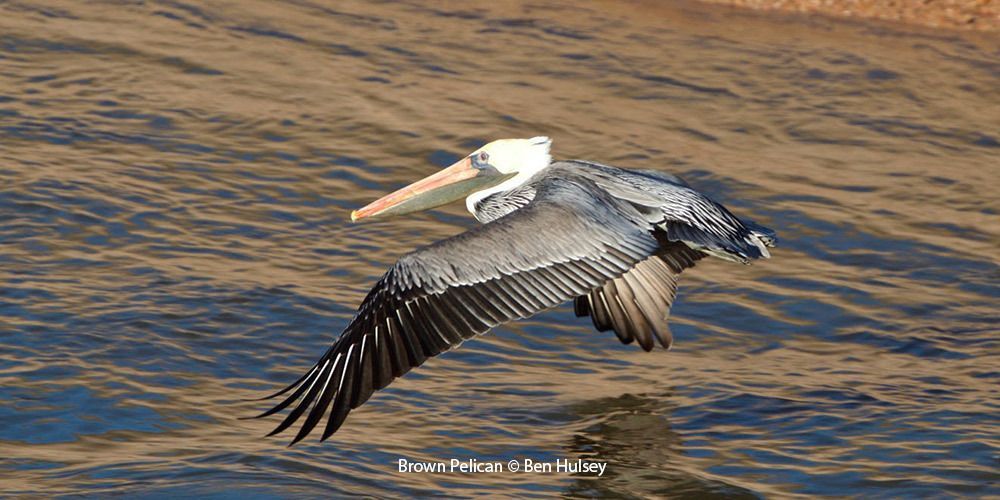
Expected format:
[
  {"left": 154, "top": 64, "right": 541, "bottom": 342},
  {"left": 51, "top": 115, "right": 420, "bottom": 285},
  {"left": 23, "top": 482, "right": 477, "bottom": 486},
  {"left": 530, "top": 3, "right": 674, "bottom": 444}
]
[{"left": 254, "top": 137, "right": 776, "bottom": 443}]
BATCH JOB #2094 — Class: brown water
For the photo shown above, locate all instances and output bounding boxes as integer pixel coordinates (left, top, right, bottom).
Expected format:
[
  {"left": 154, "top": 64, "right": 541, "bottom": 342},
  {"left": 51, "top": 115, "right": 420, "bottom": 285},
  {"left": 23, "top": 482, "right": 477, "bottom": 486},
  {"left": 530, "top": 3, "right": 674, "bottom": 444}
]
[{"left": 1, "top": 0, "right": 998, "bottom": 497}]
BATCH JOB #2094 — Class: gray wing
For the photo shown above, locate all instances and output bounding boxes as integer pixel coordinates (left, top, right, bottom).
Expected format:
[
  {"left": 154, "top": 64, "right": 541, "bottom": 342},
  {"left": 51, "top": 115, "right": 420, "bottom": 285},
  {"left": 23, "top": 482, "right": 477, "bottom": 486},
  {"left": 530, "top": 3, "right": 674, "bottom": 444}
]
[
  {"left": 252, "top": 178, "right": 662, "bottom": 444},
  {"left": 557, "top": 161, "right": 775, "bottom": 263}
]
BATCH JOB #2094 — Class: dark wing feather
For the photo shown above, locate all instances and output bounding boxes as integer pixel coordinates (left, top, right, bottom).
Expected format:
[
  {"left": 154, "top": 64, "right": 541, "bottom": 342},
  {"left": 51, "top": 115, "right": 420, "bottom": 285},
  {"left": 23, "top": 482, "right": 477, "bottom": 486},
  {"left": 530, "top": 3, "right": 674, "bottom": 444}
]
[
  {"left": 574, "top": 240, "right": 704, "bottom": 351},
  {"left": 253, "top": 177, "right": 661, "bottom": 443},
  {"left": 556, "top": 161, "right": 774, "bottom": 263}
]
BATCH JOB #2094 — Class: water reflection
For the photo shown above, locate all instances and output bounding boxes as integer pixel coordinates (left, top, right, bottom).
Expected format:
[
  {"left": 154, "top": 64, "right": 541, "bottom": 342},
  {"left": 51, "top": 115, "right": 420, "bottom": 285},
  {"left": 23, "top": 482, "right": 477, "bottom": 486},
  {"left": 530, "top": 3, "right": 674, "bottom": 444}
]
[{"left": 564, "top": 393, "right": 761, "bottom": 498}]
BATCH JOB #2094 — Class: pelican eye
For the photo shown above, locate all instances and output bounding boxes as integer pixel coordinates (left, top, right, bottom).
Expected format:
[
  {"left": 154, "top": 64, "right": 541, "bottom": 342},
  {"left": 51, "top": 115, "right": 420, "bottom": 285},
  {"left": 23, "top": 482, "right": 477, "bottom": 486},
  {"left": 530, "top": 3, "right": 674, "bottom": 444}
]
[{"left": 478, "top": 151, "right": 489, "bottom": 163}]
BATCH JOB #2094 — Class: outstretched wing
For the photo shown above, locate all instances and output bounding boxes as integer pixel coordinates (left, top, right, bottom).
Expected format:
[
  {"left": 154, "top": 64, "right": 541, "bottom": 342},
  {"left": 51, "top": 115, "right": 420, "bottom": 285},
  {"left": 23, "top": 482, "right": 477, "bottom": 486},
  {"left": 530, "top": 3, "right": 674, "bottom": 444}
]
[
  {"left": 252, "top": 177, "right": 664, "bottom": 444},
  {"left": 560, "top": 161, "right": 775, "bottom": 263}
]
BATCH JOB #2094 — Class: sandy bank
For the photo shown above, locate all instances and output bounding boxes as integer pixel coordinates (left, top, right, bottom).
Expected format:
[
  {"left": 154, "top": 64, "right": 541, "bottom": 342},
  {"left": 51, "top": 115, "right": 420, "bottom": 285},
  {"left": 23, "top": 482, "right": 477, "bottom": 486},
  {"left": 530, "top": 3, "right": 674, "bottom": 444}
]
[{"left": 699, "top": 0, "right": 999, "bottom": 31}]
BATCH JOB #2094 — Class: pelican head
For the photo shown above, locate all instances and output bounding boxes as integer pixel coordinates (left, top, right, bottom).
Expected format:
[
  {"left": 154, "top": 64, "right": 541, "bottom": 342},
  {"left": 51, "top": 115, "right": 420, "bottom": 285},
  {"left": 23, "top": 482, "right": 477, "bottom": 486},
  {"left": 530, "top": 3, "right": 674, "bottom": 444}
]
[{"left": 351, "top": 136, "right": 552, "bottom": 221}]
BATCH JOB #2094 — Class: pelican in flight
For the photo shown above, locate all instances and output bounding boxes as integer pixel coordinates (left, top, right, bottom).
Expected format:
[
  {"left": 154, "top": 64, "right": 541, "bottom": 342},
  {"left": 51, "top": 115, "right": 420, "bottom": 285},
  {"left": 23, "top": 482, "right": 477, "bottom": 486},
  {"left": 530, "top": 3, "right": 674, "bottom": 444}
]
[{"left": 253, "top": 137, "right": 775, "bottom": 443}]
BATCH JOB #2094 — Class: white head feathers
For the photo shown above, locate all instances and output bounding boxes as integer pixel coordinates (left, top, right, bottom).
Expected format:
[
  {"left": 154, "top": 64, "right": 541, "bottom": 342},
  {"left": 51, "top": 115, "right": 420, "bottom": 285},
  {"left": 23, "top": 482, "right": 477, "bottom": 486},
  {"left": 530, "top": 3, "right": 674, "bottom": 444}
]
[
  {"left": 474, "top": 136, "right": 552, "bottom": 175},
  {"left": 464, "top": 136, "right": 553, "bottom": 214}
]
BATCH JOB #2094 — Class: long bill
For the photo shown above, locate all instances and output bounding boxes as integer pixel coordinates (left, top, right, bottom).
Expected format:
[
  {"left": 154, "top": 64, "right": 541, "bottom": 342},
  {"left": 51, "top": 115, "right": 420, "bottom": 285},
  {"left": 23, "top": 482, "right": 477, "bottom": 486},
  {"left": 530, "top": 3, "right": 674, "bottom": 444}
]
[{"left": 351, "top": 156, "right": 508, "bottom": 221}]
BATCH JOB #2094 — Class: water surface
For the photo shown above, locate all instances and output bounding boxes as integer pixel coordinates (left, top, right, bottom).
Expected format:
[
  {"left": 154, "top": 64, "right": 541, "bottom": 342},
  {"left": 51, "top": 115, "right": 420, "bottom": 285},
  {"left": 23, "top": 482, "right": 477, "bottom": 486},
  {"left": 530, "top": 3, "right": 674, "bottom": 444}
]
[{"left": 1, "top": 0, "right": 998, "bottom": 497}]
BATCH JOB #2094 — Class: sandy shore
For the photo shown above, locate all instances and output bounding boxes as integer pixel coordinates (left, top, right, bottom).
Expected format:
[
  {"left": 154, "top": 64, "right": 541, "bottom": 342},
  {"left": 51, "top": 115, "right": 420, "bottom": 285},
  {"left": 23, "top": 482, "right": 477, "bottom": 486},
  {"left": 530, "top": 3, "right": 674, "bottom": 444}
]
[{"left": 699, "top": 0, "right": 1000, "bottom": 31}]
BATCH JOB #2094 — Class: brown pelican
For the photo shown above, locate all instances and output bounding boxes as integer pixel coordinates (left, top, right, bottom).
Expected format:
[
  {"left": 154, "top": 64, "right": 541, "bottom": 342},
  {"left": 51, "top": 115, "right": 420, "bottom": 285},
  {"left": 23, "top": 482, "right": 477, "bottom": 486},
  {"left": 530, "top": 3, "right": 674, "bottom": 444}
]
[{"left": 253, "top": 137, "right": 775, "bottom": 444}]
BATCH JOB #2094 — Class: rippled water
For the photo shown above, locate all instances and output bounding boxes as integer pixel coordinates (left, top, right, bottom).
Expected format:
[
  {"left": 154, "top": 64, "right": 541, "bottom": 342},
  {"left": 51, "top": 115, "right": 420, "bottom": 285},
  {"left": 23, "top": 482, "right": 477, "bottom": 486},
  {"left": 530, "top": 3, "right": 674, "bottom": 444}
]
[{"left": 2, "top": 0, "right": 998, "bottom": 497}]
